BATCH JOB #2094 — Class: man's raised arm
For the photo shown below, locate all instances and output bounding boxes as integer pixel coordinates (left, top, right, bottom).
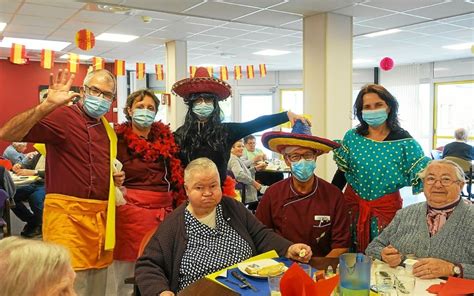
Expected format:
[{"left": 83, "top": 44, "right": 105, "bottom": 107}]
[{"left": 0, "top": 70, "right": 80, "bottom": 141}]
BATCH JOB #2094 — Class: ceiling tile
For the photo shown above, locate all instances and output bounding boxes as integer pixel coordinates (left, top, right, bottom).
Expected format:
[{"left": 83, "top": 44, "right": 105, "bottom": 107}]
[
  {"left": 187, "top": 41, "right": 209, "bottom": 49},
  {"left": 18, "top": 3, "right": 78, "bottom": 19},
  {"left": 0, "top": 0, "right": 22, "bottom": 14},
  {"left": 187, "top": 34, "right": 228, "bottom": 43},
  {"left": 148, "top": 29, "right": 188, "bottom": 40},
  {"left": 220, "top": 0, "right": 284, "bottom": 9},
  {"left": 202, "top": 27, "right": 250, "bottom": 37},
  {"left": 60, "top": 21, "right": 112, "bottom": 35},
  {"left": 354, "top": 24, "right": 383, "bottom": 35},
  {"left": 4, "top": 24, "right": 55, "bottom": 36},
  {"left": 259, "top": 27, "right": 299, "bottom": 36},
  {"left": 70, "top": 10, "right": 128, "bottom": 25},
  {"left": 269, "top": 0, "right": 354, "bottom": 16},
  {"left": 221, "top": 21, "right": 264, "bottom": 31},
  {"left": 436, "top": 29, "right": 474, "bottom": 40},
  {"left": 357, "top": 14, "right": 428, "bottom": 29},
  {"left": 364, "top": 0, "right": 446, "bottom": 12},
  {"left": 2, "top": 31, "right": 47, "bottom": 40},
  {"left": 0, "top": 12, "right": 12, "bottom": 23},
  {"left": 442, "top": 12, "right": 474, "bottom": 23},
  {"left": 280, "top": 20, "right": 302, "bottom": 30},
  {"left": 112, "top": 16, "right": 172, "bottom": 31},
  {"left": 335, "top": 4, "right": 394, "bottom": 22},
  {"left": 237, "top": 10, "right": 301, "bottom": 26},
  {"left": 233, "top": 31, "right": 277, "bottom": 41},
  {"left": 10, "top": 14, "right": 65, "bottom": 28},
  {"left": 448, "top": 18, "right": 474, "bottom": 29},
  {"left": 183, "top": 16, "right": 228, "bottom": 26},
  {"left": 25, "top": 0, "right": 85, "bottom": 9},
  {"left": 186, "top": 2, "right": 258, "bottom": 20},
  {"left": 212, "top": 38, "right": 261, "bottom": 47},
  {"left": 408, "top": 23, "right": 465, "bottom": 34},
  {"left": 167, "top": 22, "right": 215, "bottom": 34},
  {"left": 407, "top": 2, "right": 474, "bottom": 19}
]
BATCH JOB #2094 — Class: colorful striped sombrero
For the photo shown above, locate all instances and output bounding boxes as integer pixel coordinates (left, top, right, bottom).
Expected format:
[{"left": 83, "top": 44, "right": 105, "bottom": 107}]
[{"left": 262, "top": 120, "right": 340, "bottom": 154}]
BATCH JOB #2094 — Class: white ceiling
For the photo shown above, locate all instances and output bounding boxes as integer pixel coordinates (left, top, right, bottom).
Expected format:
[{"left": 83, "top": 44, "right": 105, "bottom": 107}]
[{"left": 0, "top": 0, "right": 473, "bottom": 71}]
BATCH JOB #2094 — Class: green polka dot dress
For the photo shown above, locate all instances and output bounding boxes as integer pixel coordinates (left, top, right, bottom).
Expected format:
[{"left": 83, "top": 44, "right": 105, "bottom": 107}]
[{"left": 333, "top": 129, "right": 430, "bottom": 246}]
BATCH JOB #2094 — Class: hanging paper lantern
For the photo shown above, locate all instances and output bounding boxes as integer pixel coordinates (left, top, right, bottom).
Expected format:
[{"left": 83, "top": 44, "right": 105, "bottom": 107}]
[
  {"left": 379, "top": 57, "right": 394, "bottom": 71},
  {"left": 75, "top": 29, "right": 95, "bottom": 51}
]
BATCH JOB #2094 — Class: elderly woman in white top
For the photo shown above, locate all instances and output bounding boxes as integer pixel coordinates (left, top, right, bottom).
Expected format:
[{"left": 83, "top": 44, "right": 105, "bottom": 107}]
[
  {"left": 136, "top": 158, "right": 312, "bottom": 296},
  {"left": 228, "top": 140, "right": 267, "bottom": 205},
  {"left": 366, "top": 159, "right": 473, "bottom": 279}
]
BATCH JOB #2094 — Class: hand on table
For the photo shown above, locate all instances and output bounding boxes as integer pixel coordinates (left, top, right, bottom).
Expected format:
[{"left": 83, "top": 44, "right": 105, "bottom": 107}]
[
  {"left": 381, "top": 245, "right": 402, "bottom": 267},
  {"left": 16, "top": 169, "right": 37, "bottom": 176},
  {"left": 286, "top": 243, "right": 312, "bottom": 263},
  {"left": 254, "top": 162, "right": 267, "bottom": 171},
  {"left": 12, "top": 163, "right": 22, "bottom": 173},
  {"left": 413, "top": 258, "right": 454, "bottom": 279},
  {"left": 113, "top": 171, "right": 125, "bottom": 187}
]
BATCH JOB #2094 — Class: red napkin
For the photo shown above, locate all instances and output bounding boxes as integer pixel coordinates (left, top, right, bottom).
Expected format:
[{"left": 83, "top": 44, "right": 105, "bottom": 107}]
[
  {"left": 427, "top": 277, "right": 474, "bottom": 296},
  {"left": 280, "top": 263, "right": 339, "bottom": 296}
]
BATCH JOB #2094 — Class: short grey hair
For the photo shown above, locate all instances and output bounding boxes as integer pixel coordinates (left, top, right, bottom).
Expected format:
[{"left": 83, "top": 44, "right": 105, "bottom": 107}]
[
  {"left": 83, "top": 69, "right": 117, "bottom": 94},
  {"left": 418, "top": 159, "right": 465, "bottom": 182},
  {"left": 184, "top": 157, "right": 220, "bottom": 186},
  {"left": 0, "top": 237, "right": 72, "bottom": 296},
  {"left": 454, "top": 128, "right": 468, "bottom": 141}
]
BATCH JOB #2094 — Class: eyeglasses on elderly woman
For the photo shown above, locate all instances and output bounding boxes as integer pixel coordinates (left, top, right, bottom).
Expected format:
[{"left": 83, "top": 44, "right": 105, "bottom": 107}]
[{"left": 424, "top": 176, "right": 460, "bottom": 186}]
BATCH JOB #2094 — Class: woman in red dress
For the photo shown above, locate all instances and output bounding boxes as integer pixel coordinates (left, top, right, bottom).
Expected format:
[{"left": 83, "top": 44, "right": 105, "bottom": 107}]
[{"left": 112, "top": 89, "right": 185, "bottom": 295}]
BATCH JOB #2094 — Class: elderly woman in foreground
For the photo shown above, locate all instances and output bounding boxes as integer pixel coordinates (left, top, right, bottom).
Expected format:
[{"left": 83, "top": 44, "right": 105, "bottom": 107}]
[
  {"left": 135, "top": 157, "right": 312, "bottom": 296},
  {"left": 366, "top": 159, "right": 473, "bottom": 279},
  {"left": 0, "top": 236, "right": 76, "bottom": 296}
]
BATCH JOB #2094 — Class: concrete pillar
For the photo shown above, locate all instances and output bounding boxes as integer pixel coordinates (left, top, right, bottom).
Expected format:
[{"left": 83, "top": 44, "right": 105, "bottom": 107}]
[
  {"left": 303, "top": 13, "right": 353, "bottom": 180},
  {"left": 165, "top": 40, "right": 188, "bottom": 130}
]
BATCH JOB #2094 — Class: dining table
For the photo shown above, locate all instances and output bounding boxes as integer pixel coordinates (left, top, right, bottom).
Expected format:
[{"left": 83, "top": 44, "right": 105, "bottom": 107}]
[{"left": 178, "top": 255, "right": 445, "bottom": 296}]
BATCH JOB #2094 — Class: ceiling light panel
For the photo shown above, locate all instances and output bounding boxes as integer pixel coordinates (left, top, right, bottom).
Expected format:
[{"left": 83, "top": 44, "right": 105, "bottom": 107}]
[{"left": 0, "top": 37, "right": 70, "bottom": 51}]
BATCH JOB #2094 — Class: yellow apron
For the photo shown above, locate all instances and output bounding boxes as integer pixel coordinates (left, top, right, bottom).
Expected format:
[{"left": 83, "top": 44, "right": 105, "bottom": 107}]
[
  {"left": 42, "top": 117, "right": 117, "bottom": 270},
  {"left": 43, "top": 194, "right": 112, "bottom": 270}
]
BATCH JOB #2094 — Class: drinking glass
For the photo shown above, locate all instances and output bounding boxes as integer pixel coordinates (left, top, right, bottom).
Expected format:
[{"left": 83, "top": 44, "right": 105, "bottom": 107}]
[
  {"left": 268, "top": 273, "right": 284, "bottom": 296},
  {"left": 394, "top": 275, "right": 416, "bottom": 296}
]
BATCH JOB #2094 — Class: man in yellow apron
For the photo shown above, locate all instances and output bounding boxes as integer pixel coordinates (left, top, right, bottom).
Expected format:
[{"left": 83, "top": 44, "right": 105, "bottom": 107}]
[{"left": 0, "top": 69, "right": 125, "bottom": 296}]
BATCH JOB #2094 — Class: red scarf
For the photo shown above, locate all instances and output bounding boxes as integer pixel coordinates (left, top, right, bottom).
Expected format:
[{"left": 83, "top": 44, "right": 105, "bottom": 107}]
[
  {"left": 115, "top": 122, "right": 186, "bottom": 205},
  {"left": 344, "top": 185, "right": 402, "bottom": 252}
]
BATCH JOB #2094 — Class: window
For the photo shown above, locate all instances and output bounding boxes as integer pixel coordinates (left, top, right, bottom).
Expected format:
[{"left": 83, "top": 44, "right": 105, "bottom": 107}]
[
  {"left": 219, "top": 99, "right": 232, "bottom": 122},
  {"left": 281, "top": 89, "right": 303, "bottom": 132},
  {"left": 434, "top": 81, "right": 474, "bottom": 148},
  {"left": 240, "top": 94, "right": 273, "bottom": 158}
]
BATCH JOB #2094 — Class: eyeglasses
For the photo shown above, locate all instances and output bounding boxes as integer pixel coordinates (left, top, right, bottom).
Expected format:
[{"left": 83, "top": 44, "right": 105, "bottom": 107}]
[
  {"left": 286, "top": 152, "right": 316, "bottom": 162},
  {"left": 424, "top": 176, "right": 459, "bottom": 186},
  {"left": 85, "top": 86, "right": 115, "bottom": 101}
]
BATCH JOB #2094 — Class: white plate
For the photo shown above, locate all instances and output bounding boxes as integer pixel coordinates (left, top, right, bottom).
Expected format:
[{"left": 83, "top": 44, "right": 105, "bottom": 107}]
[{"left": 237, "top": 259, "right": 287, "bottom": 278}]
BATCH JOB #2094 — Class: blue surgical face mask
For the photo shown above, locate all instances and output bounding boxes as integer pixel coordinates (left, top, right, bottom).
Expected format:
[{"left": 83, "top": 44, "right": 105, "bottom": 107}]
[
  {"left": 83, "top": 94, "right": 111, "bottom": 119},
  {"left": 362, "top": 108, "right": 388, "bottom": 127},
  {"left": 192, "top": 102, "right": 214, "bottom": 119},
  {"left": 290, "top": 159, "right": 316, "bottom": 182},
  {"left": 132, "top": 109, "right": 156, "bottom": 128}
]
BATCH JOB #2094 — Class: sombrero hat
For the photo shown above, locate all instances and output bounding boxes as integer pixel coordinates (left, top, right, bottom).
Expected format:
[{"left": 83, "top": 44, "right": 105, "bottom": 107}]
[
  {"left": 262, "top": 120, "right": 340, "bottom": 154},
  {"left": 172, "top": 67, "right": 232, "bottom": 102}
]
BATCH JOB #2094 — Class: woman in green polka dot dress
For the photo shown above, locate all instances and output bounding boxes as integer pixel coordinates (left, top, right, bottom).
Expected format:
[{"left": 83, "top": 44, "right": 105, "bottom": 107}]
[{"left": 332, "top": 84, "right": 430, "bottom": 253}]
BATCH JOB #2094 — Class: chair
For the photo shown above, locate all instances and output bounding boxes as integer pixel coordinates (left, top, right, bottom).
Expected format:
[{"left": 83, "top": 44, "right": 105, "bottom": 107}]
[
  {"left": 444, "top": 156, "right": 473, "bottom": 200},
  {"left": 124, "top": 227, "right": 157, "bottom": 296}
]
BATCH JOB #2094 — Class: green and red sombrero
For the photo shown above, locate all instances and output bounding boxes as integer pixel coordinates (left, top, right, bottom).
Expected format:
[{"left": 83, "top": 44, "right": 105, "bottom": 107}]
[
  {"left": 262, "top": 120, "right": 340, "bottom": 154},
  {"left": 172, "top": 67, "right": 232, "bottom": 102}
]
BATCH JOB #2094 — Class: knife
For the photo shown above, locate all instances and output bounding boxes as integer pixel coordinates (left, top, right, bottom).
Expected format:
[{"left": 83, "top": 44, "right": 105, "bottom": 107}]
[{"left": 231, "top": 270, "right": 258, "bottom": 292}]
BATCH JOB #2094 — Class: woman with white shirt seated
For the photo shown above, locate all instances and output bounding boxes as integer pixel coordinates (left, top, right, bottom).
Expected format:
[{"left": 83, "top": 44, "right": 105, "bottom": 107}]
[{"left": 228, "top": 140, "right": 267, "bottom": 206}]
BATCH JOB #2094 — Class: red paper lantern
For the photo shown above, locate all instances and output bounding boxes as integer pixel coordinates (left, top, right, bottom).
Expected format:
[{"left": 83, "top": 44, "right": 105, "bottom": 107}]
[
  {"left": 379, "top": 57, "right": 394, "bottom": 71},
  {"left": 75, "top": 29, "right": 95, "bottom": 51}
]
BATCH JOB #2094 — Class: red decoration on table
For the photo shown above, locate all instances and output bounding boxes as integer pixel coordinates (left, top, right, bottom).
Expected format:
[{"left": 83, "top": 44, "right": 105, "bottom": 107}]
[
  {"left": 379, "top": 57, "right": 394, "bottom": 71},
  {"left": 75, "top": 29, "right": 95, "bottom": 51},
  {"left": 280, "top": 263, "right": 339, "bottom": 296},
  {"left": 427, "top": 277, "right": 474, "bottom": 296}
]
